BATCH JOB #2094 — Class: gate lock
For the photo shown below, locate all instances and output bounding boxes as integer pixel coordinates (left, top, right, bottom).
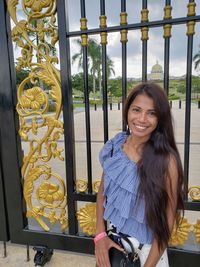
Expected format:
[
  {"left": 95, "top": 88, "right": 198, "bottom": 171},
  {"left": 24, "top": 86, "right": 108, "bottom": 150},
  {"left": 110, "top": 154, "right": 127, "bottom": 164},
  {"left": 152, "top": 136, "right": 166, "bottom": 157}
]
[{"left": 33, "top": 246, "right": 53, "bottom": 266}]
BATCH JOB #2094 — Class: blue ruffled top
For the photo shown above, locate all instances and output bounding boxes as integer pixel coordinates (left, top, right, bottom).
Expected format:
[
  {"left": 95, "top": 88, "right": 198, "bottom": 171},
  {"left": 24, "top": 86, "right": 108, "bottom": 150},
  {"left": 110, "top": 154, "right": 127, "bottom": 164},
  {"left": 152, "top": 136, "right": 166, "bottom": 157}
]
[{"left": 99, "top": 132, "right": 153, "bottom": 244}]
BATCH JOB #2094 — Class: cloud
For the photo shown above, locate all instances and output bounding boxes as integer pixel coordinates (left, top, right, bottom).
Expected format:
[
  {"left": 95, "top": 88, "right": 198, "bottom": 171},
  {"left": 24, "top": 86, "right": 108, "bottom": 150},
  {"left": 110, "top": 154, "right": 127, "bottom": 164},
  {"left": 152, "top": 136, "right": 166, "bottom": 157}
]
[{"left": 11, "top": 0, "right": 200, "bottom": 78}]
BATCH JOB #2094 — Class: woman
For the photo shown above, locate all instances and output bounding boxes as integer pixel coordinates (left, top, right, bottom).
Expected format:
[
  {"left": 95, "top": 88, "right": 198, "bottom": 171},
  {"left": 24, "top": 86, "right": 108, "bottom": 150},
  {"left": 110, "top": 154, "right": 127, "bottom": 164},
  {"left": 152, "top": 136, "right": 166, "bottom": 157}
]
[{"left": 95, "top": 83, "right": 185, "bottom": 267}]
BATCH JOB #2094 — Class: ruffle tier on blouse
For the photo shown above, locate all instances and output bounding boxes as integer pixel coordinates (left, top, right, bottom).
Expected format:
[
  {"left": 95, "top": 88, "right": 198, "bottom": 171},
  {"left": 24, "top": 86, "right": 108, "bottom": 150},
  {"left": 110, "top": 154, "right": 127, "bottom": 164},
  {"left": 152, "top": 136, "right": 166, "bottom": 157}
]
[{"left": 99, "top": 132, "right": 153, "bottom": 244}]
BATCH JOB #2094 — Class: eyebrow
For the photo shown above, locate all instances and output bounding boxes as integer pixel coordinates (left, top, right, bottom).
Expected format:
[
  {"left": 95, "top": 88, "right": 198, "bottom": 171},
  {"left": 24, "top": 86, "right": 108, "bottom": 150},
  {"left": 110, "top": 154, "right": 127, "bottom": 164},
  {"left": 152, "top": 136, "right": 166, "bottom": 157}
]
[{"left": 131, "top": 104, "right": 156, "bottom": 112}]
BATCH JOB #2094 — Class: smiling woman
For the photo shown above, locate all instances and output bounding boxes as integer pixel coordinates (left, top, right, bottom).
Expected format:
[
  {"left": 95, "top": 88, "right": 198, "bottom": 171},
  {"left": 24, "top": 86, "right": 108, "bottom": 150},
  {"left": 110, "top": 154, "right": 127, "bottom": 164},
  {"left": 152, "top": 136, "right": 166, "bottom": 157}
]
[{"left": 95, "top": 82, "right": 185, "bottom": 267}]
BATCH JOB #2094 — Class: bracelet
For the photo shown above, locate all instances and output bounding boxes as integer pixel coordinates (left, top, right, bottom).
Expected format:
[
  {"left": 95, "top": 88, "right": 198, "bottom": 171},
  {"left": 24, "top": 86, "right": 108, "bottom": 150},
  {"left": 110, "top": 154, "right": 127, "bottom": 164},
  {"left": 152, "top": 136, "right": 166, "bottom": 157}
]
[{"left": 94, "top": 231, "right": 107, "bottom": 244}]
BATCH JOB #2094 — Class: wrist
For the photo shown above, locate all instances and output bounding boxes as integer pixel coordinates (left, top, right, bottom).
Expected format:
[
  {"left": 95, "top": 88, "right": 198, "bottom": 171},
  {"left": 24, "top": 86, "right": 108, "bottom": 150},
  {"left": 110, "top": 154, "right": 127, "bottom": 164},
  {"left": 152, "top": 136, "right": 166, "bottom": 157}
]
[{"left": 94, "top": 231, "right": 107, "bottom": 244}]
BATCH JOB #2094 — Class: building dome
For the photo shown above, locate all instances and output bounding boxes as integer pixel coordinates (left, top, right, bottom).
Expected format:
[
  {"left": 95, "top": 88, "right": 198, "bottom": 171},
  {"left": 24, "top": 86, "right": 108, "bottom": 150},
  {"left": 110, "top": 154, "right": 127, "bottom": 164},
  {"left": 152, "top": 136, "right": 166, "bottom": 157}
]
[
  {"left": 151, "top": 61, "right": 163, "bottom": 73},
  {"left": 149, "top": 61, "right": 163, "bottom": 80}
]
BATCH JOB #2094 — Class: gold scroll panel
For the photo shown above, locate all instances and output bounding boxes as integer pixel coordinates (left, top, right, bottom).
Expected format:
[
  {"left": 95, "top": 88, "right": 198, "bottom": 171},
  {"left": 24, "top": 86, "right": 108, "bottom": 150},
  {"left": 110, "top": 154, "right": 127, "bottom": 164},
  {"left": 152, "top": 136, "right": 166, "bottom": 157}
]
[{"left": 7, "top": 0, "right": 66, "bottom": 232}]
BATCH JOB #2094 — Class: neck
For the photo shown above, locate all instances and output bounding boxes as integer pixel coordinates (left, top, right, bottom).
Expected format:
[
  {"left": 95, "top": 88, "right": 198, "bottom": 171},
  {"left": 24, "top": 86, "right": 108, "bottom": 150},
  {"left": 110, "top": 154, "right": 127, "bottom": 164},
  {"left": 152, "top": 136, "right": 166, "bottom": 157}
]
[{"left": 128, "top": 134, "right": 149, "bottom": 150}]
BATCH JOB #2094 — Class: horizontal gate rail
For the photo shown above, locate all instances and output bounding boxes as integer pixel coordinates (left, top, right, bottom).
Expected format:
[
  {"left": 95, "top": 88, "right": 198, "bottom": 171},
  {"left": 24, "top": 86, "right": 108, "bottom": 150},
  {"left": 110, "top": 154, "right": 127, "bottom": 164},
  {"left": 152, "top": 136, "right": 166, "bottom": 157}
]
[{"left": 67, "top": 16, "right": 200, "bottom": 37}]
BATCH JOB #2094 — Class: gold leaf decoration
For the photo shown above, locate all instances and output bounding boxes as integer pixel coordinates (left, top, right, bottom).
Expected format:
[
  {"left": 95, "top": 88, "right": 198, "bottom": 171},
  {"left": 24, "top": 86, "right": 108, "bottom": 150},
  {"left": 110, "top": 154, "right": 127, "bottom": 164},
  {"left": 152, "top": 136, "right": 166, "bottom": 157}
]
[
  {"left": 188, "top": 186, "right": 200, "bottom": 201},
  {"left": 193, "top": 219, "right": 200, "bottom": 243},
  {"left": 169, "top": 217, "right": 191, "bottom": 246},
  {"left": 77, "top": 203, "right": 96, "bottom": 235}
]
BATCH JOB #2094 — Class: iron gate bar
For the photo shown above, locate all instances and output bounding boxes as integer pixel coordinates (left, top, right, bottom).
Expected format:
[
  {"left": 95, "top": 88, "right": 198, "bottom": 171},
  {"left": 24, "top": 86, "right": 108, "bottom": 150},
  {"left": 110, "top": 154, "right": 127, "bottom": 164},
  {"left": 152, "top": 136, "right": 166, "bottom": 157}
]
[
  {"left": 183, "top": 0, "right": 195, "bottom": 196},
  {"left": 168, "top": 247, "right": 200, "bottom": 267},
  {"left": 184, "top": 201, "right": 200, "bottom": 211},
  {"left": 67, "top": 16, "right": 200, "bottom": 37},
  {"left": 142, "top": 0, "right": 148, "bottom": 82},
  {"left": 57, "top": 0, "right": 78, "bottom": 234},
  {"left": 100, "top": 0, "right": 109, "bottom": 143},
  {"left": 0, "top": 0, "right": 27, "bottom": 238},
  {"left": 0, "top": 157, "right": 9, "bottom": 241},
  {"left": 72, "top": 193, "right": 96, "bottom": 202},
  {"left": 163, "top": 0, "right": 171, "bottom": 95},
  {"left": 121, "top": 0, "right": 127, "bottom": 131},
  {"left": 80, "top": 0, "right": 93, "bottom": 194}
]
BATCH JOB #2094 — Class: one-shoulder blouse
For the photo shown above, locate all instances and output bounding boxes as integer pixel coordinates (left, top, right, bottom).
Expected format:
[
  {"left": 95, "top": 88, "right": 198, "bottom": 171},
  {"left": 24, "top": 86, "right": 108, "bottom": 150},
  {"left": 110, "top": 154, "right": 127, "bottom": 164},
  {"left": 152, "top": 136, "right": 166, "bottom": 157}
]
[{"left": 99, "top": 132, "right": 153, "bottom": 244}]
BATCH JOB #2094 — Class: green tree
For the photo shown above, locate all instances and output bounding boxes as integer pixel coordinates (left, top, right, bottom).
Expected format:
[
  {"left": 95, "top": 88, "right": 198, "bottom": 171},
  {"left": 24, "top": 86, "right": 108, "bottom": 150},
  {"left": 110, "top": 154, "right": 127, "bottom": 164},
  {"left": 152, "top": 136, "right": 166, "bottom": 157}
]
[
  {"left": 71, "top": 72, "right": 93, "bottom": 93},
  {"left": 193, "top": 46, "right": 200, "bottom": 72},
  {"left": 72, "top": 38, "right": 115, "bottom": 99}
]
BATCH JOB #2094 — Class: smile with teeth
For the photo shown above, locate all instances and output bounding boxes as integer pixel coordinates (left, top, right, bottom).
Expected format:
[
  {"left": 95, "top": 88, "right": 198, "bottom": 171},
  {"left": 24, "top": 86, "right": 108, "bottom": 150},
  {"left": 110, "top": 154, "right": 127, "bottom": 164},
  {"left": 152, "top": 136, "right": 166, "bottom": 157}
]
[{"left": 134, "top": 124, "right": 148, "bottom": 130}]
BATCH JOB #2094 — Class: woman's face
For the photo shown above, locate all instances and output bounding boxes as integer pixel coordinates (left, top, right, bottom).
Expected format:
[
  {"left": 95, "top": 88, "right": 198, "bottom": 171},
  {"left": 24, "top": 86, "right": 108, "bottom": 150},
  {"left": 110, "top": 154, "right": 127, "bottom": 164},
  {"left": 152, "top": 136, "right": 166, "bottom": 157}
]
[{"left": 127, "top": 93, "right": 158, "bottom": 141}]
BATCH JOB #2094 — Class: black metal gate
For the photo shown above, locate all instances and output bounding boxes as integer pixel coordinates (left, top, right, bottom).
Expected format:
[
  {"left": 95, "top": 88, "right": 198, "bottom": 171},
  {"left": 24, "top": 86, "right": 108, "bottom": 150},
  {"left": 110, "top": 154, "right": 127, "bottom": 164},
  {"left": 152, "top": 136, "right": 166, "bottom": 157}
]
[
  {"left": 0, "top": 160, "right": 9, "bottom": 242},
  {"left": 0, "top": 0, "right": 200, "bottom": 266}
]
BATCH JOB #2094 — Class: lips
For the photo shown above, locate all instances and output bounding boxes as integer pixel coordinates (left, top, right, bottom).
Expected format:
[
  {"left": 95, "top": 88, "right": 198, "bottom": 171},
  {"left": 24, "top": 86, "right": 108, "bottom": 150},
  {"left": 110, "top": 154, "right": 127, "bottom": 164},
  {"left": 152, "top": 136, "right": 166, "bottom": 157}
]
[{"left": 134, "top": 124, "right": 148, "bottom": 130}]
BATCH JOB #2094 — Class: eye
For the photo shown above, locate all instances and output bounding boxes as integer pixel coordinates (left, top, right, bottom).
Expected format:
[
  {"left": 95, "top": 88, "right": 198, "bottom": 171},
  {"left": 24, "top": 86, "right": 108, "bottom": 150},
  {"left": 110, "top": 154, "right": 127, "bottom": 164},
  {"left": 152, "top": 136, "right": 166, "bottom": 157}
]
[
  {"left": 132, "top": 108, "right": 140, "bottom": 113},
  {"left": 148, "top": 111, "right": 156, "bottom": 116}
]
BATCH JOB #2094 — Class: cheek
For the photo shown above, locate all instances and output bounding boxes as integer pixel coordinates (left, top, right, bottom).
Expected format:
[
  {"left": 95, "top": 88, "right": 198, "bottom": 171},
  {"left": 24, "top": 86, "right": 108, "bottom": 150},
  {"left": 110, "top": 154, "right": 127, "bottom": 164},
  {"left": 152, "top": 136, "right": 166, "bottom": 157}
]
[{"left": 151, "top": 118, "right": 158, "bottom": 129}]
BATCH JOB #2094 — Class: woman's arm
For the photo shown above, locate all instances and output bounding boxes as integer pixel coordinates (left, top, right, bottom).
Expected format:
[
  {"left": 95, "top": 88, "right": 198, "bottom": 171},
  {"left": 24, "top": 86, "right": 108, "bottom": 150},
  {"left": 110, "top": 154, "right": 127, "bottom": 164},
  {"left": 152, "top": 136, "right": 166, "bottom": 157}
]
[
  {"left": 144, "top": 156, "right": 178, "bottom": 267},
  {"left": 95, "top": 174, "right": 124, "bottom": 267},
  {"left": 96, "top": 174, "right": 106, "bottom": 235}
]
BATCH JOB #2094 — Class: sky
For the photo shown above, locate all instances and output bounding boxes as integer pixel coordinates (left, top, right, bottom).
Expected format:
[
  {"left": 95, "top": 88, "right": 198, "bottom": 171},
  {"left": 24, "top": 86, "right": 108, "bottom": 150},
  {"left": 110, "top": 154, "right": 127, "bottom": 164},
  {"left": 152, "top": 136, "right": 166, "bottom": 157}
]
[
  {"left": 13, "top": 0, "right": 200, "bottom": 78},
  {"left": 67, "top": 0, "right": 200, "bottom": 78}
]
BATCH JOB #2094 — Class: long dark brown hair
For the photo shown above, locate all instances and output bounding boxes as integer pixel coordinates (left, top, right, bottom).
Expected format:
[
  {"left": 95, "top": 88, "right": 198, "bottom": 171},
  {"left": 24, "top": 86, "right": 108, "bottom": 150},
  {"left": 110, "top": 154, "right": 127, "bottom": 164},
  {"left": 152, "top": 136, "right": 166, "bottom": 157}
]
[{"left": 124, "top": 82, "right": 185, "bottom": 250}]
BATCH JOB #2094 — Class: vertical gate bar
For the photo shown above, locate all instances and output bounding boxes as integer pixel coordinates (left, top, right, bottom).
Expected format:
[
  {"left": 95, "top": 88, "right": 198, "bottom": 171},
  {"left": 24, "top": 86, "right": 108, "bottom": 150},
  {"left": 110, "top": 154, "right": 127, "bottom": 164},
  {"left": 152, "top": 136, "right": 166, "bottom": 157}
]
[
  {"left": 0, "top": 155, "right": 9, "bottom": 241},
  {"left": 184, "top": 0, "right": 195, "bottom": 193},
  {"left": 163, "top": 0, "right": 171, "bottom": 95},
  {"left": 80, "top": 0, "right": 93, "bottom": 193},
  {"left": 100, "top": 0, "right": 109, "bottom": 143},
  {"left": 142, "top": 0, "right": 148, "bottom": 82},
  {"left": 3, "top": 241, "right": 7, "bottom": 258},
  {"left": 164, "top": 39, "right": 170, "bottom": 95},
  {"left": 121, "top": 0, "right": 127, "bottom": 131},
  {"left": 57, "top": 0, "right": 78, "bottom": 234}
]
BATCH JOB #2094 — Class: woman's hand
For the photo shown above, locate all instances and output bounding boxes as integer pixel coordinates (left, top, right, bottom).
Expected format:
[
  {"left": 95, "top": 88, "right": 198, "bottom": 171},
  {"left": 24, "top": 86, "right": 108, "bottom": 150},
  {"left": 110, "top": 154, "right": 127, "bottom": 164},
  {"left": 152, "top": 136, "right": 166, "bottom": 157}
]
[{"left": 95, "top": 236, "right": 124, "bottom": 267}]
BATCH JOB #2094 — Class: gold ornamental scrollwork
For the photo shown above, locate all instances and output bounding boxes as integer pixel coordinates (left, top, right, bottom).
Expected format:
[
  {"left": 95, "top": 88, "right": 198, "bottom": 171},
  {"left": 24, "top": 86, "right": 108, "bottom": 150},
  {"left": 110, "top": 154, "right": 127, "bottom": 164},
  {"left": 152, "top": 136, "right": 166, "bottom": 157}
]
[
  {"left": 169, "top": 217, "right": 191, "bottom": 246},
  {"left": 141, "top": 9, "right": 149, "bottom": 41},
  {"left": 80, "top": 17, "right": 88, "bottom": 46},
  {"left": 76, "top": 179, "right": 101, "bottom": 193},
  {"left": 7, "top": 0, "right": 68, "bottom": 232},
  {"left": 163, "top": 5, "right": 172, "bottom": 38},
  {"left": 186, "top": 1, "right": 196, "bottom": 36},
  {"left": 99, "top": 15, "right": 107, "bottom": 45},
  {"left": 193, "top": 220, "right": 200, "bottom": 243},
  {"left": 77, "top": 203, "right": 96, "bottom": 235},
  {"left": 120, "top": 12, "right": 128, "bottom": 43},
  {"left": 188, "top": 186, "right": 200, "bottom": 201}
]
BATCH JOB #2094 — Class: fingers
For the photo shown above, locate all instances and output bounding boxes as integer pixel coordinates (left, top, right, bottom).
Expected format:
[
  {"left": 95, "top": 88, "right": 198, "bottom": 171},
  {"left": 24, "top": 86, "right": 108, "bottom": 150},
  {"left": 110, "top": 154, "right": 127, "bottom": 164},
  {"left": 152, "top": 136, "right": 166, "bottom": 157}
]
[
  {"left": 95, "top": 249, "right": 111, "bottom": 267},
  {"left": 111, "top": 241, "right": 124, "bottom": 251},
  {"left": 95, "top": 237, "right": 111, "bottom": 267}
]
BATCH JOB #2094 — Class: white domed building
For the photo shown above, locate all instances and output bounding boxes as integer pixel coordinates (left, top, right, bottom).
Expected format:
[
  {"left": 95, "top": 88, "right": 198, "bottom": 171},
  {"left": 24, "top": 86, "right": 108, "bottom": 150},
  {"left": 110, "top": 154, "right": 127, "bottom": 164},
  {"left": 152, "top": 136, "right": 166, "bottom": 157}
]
[{"left": 148, "top": 61, "right": 164, "bottom": 80}]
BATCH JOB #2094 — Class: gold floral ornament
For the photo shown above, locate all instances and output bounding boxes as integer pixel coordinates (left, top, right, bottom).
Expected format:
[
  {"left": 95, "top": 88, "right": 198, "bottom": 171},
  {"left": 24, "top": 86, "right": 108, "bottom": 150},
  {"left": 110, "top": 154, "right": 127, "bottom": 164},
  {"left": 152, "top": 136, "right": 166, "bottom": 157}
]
[
  {"left": 20, "top": 86, "right": 48, "bottom": 111},
  {"left": 76, "top": 180, "right": 88, "bottom": 193},
  {"left": 22, "top": 0, "right": 55, "bottom": 18},
  {"left": 169, "top": 217, "right": 191, "bottom": 246},
  {"left": 93, "top": 180, "right": 101, "bottom": 193},
  {"left": 188, "top": 186, "right": 200, "bottom": 201},
  {"left": 193, "top": 220, "right": 200, "bottom": 243},
  {"left": 7, "top": 0, "right": 67, "bottom": 232},
  {"left": 37, "top": 181, "right": 64, "bottom": 206},
  {"left": 77, "top": 203, "right": 96, "bottom": 235},
  {"left": 25, "top": 165, "right": 68, "bottom": 232}
]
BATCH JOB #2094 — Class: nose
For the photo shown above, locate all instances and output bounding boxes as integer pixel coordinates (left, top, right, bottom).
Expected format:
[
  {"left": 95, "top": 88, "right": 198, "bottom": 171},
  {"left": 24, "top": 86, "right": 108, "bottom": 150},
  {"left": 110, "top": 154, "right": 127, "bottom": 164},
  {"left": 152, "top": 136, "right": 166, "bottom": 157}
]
[{"left": 138, "top": 112, "right": 147, "bottom": 122}]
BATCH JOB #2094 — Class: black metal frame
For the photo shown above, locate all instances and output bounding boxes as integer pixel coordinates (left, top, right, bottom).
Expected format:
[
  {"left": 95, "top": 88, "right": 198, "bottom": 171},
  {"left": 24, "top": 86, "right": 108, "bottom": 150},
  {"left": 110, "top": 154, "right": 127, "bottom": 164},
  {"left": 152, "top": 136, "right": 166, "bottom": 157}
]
[
  {"left": 0, "top": 0, "right": 199, "bottom": 263},
  {"left": 0, "top": 156, "right": 9, "bottom": 241}
]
